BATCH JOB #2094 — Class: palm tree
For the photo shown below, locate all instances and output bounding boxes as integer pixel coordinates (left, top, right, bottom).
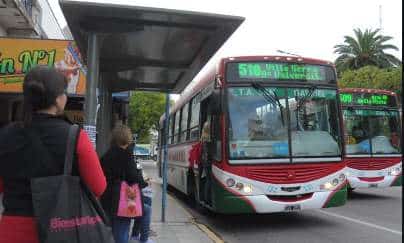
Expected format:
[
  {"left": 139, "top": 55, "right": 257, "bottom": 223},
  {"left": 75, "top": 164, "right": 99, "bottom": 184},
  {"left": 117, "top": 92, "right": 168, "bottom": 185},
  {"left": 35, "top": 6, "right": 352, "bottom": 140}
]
[{"left": 334, "top": 28, "right": 401, "bottom": 73}]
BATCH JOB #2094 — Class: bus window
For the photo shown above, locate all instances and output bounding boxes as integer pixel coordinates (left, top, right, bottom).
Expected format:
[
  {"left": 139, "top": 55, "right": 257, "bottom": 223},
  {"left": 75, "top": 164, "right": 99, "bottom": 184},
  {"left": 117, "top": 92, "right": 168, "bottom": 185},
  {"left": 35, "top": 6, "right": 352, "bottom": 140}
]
[
  {"left": 169, "top": 114, "right": 175, "bottom": 144},
  {"left": 343, "top": 109, "right": 401, "bottom": 155},
  {"left": 180, "top": 103, "right": 189, "bottom": 142},
  {"left": 175, "top": 111, "right": 181, "bottom": 143},
  {"left": 190, "top": 98, "right": 200, "bottom": 140}
]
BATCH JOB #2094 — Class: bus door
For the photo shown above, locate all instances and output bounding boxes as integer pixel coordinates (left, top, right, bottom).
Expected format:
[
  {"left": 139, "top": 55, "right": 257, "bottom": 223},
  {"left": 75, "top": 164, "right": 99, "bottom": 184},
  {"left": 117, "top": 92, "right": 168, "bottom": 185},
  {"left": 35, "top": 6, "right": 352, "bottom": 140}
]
[{"left": 199, "top": 95, "right": 221, "bottom": 206}]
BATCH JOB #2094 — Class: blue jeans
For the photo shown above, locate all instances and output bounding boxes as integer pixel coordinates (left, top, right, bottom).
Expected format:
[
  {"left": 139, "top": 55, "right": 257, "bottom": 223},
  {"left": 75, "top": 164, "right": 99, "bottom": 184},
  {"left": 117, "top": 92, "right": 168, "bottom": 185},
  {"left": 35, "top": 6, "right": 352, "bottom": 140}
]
[
  {"left": 112, "top": 217, "right": 131, "bottom": 243},
  {"left": 132, "top": 197, "right": 152, "bottom": 242}
]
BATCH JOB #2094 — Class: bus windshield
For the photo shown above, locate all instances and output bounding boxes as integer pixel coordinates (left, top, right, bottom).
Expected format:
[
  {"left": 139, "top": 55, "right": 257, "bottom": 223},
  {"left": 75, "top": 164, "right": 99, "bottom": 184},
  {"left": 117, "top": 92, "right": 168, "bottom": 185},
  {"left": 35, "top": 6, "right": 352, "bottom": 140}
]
[
  {"left": 343, "top": 109, "right": 401, "bottom": 155},
  {"left": 228, "top": 87, "right": 342, "bottom": 162}
]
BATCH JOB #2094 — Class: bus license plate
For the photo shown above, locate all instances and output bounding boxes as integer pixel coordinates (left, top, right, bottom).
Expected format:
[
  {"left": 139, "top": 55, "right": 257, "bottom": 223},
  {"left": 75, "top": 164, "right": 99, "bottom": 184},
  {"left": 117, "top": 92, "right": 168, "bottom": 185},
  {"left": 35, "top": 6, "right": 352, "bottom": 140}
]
[
  {"left": 369, "top": 184, "right": 378, "bottom": 188},
  {"left": 284, "top": 205, "right": 301, "bottom": 212}
]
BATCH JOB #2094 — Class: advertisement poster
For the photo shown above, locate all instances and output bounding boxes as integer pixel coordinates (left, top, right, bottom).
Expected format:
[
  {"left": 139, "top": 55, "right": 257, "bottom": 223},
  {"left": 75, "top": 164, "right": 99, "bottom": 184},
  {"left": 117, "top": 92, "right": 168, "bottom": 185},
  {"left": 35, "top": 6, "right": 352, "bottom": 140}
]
[{"left": 0, "top": 38, "right": 86, "bottom": 95}]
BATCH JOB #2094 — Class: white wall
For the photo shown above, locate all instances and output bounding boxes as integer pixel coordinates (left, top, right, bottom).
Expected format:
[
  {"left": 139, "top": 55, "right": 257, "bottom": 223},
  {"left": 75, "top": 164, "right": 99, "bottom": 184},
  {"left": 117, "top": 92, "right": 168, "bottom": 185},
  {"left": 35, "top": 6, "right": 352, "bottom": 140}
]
[
  {"left": 0, "top": 24, "right": 6, "bottom": 37},
  {"left": 37, "top": 0, "right": 64, "bottom": 39}
]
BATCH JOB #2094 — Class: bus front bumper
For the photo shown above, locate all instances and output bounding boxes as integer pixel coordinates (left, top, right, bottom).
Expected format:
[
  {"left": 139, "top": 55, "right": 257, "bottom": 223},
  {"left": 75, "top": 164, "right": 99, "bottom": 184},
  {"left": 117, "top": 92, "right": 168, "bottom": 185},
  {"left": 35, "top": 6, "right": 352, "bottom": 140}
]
[
  {"left": 347, "top": 174, "right": 402, "bottom": 188},
  {"left": 213, "top": 179, "right": 347, "bottom": 214},
  {"left": 345, "top": 163, "right": 402, "bottom": 189}
]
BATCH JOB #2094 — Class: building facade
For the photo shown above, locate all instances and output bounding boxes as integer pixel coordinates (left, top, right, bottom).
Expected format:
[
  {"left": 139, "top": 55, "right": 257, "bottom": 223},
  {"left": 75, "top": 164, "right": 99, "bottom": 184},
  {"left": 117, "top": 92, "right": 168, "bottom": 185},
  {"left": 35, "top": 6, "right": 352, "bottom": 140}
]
[{"left": 0, "top": 0, "right": 64, "bottom": 39}]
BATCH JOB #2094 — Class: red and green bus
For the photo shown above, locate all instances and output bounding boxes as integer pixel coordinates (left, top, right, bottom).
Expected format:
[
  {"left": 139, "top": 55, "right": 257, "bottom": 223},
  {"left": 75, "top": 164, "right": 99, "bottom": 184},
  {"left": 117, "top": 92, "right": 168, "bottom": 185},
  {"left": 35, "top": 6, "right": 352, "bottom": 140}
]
[
  {"left": 340, "top": 88, "right": 402, "bottom": 190},
  {"left": 158, "top": 56, "right": 347, "bottom": 213}
]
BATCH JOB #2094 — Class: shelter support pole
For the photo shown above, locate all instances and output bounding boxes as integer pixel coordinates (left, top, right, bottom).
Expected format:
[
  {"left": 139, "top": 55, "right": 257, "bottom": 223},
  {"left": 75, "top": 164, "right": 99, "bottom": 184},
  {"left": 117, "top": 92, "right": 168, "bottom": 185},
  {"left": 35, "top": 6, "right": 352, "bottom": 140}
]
[
  {"left": 84, "top": 32, "right": 100, "bottom": 148},
  {"left": 161, "top": 92, "right": 170, "bottom": 222},
  {"left": 97, "top": 74, "right": 112, "bottom": 156}
]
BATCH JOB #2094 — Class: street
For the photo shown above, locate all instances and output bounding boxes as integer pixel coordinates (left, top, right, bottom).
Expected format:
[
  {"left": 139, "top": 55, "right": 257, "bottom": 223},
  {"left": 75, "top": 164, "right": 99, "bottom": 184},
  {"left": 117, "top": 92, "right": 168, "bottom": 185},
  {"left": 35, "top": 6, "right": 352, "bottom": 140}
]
[{"left": 141, "top": 160, "right": 402, "bottom": 243}]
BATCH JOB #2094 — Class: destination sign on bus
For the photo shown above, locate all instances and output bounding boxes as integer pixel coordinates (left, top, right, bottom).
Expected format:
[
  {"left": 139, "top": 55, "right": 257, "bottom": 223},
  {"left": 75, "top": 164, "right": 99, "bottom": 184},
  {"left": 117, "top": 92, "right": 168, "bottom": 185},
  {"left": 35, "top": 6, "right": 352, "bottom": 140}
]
[
  {"left": 226, "top": 62, "right": 336, "bottom": 83},
  {"left": 340, "top": 93, "right": 396, "bottom": 107}
]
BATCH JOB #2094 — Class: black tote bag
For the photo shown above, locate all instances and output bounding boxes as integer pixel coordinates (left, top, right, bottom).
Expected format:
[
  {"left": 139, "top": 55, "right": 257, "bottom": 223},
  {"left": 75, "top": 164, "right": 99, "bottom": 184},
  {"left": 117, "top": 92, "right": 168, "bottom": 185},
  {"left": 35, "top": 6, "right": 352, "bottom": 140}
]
[{"left": 30, "top": 125, "right": 115, "bottom": 243}]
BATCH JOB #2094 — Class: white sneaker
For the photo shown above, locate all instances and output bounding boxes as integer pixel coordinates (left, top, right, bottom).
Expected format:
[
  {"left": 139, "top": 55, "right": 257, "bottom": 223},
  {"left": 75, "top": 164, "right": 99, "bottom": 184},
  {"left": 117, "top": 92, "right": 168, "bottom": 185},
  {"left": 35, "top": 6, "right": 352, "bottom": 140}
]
[
  {"left": 130, "top": 235, "right": 140, "bottom": 241},
  {"left": 140, "top": 239, "right": 155, "bottom": 243}
]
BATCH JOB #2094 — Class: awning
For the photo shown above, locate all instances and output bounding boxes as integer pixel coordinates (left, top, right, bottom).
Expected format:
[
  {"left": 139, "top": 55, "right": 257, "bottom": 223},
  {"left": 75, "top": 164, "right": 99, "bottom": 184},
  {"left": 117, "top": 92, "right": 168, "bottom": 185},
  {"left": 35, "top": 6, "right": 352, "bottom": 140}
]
[{"left": 60, "top": 0, "right": 244, "bottom": 93}]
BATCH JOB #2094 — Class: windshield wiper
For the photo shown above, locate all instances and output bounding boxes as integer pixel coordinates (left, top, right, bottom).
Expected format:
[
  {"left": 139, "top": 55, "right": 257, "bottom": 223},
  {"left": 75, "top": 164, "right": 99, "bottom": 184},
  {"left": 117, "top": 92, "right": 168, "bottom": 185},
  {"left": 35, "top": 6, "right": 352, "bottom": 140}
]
[
  {"left": 296, "top": 85, "right": 317, "bottom": 111},
  {"left": 251, "top": 82, "right": 285, "bottom": 126}
]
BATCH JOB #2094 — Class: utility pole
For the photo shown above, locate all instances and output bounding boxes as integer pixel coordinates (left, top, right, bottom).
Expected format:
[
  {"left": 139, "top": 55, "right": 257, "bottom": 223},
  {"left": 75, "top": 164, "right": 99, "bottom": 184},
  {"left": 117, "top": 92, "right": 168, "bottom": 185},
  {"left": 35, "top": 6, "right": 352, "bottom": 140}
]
[{"left": 379, "top": 5, "right": 383, "bottom": 32}]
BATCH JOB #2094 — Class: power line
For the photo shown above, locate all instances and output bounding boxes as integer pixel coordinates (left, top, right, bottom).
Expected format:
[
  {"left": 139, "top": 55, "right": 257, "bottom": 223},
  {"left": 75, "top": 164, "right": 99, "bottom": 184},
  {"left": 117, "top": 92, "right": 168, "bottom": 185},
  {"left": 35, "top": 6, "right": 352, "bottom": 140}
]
[{"left": 276, "top": 50, "right": 301, "bottom": 57}]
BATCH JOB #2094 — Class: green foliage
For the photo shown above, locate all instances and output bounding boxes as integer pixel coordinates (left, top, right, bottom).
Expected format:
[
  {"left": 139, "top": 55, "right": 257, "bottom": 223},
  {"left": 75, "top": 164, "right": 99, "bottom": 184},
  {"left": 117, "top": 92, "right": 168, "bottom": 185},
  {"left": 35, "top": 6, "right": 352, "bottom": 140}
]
[
  {"left": 128, "top": 91, "right": 167, "bottom": 144},
  {"left": 338, "top": 65, "right": 402, "bottom": 97},
  {"left": 334, "top": 28, "right": 401, "bottom": 73}
]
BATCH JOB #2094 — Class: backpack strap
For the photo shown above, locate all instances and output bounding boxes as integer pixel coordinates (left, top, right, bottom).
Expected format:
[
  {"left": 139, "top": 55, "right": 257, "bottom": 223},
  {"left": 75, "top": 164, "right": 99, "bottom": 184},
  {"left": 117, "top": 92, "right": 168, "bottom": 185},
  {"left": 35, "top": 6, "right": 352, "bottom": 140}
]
[{"left": 63, "top": 124, "right": 80, "bottom": 175}]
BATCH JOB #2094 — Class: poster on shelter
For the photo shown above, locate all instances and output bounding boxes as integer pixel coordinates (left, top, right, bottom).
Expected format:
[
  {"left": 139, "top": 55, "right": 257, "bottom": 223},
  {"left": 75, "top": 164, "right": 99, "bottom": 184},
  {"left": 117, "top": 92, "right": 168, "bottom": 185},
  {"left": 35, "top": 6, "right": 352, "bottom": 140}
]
[{"left": 0, "top": 38, "right": 86, "bottom": 95}]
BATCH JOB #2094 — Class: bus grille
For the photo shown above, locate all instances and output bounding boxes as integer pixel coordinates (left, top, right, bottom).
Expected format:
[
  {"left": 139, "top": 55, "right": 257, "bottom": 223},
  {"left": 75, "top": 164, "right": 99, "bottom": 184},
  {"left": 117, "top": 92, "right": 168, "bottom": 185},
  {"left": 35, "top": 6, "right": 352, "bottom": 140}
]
[
  {"left": 246, "top": 166, "right": 332, "bottom": 184},
  {"left": 267, "top": 193, "right": 314, "bottom": 202},
  {"left": 347, "top": 159, "right": 398, "bottom": 170}
]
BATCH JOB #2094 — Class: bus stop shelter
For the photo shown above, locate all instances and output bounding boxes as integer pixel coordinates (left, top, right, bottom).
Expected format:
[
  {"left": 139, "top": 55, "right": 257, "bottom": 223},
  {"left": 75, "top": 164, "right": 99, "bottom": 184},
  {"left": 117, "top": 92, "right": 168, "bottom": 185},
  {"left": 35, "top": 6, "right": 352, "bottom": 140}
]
[{"left": 60, "top": 0, "right": 244, "bottom": 221}]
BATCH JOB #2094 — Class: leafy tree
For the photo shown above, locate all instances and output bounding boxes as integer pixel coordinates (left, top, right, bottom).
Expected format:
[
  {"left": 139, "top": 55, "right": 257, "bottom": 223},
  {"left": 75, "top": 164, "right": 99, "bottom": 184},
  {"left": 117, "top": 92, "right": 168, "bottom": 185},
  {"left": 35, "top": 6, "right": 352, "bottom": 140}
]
[
  {"left": 334, "top": 28, "right": 401, "bottom": 73},
  {"left": 338, "top": 65, "right": 402, "bottom": 98},
  {"left": 128, "top": 91, "right": 167, "bottom": 144}
]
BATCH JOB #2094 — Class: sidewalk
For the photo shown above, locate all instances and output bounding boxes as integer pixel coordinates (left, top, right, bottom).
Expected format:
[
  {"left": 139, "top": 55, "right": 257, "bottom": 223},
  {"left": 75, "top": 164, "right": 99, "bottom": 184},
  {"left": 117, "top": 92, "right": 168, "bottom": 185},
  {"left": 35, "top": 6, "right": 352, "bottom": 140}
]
[{"left": 130, "top": 180, "right": 215, "bottom": 243}]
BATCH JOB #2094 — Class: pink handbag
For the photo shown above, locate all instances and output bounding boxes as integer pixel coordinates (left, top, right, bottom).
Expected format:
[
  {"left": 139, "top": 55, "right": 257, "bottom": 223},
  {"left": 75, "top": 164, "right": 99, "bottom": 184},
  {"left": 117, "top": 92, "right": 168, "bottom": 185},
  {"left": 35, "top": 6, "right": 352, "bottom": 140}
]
[{"left": 117, "top": 181, "right": 143, "bottom": 218}]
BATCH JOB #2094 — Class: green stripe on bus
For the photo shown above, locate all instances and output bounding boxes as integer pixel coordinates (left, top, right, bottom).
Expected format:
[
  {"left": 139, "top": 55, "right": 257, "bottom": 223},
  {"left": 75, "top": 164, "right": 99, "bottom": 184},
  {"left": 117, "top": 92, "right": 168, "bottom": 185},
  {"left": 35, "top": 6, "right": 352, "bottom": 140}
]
[
  {"left": 324, "top": 185, "right": 347, "bottom": 208},
  {"left": 211, "top": 178, "right": 255, "bottom": 214},
  {"left": 391, "top": 175, "right": 402, "bottom": 187}
]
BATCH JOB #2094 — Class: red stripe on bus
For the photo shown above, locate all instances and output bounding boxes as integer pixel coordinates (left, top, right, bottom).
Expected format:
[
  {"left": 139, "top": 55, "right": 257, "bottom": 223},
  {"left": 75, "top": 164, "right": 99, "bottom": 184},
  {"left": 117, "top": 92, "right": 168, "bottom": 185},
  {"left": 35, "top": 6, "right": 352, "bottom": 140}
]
[
  {"left": 358, "top": 177, "right": 384, "bottom": 182},
  {"left": 390, "top": 174, "right": 402, "bottom": 186},
  {"left": 212, "top": 171, "right": 257, "bottom": 212}
]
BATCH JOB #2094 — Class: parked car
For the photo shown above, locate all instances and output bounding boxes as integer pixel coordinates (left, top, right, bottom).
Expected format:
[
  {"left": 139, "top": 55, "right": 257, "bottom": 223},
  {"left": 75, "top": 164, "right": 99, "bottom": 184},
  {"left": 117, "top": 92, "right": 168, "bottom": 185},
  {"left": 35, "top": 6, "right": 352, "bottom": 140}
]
[{"left": 133, "top": 145, "right": 150, "bottom": 160}]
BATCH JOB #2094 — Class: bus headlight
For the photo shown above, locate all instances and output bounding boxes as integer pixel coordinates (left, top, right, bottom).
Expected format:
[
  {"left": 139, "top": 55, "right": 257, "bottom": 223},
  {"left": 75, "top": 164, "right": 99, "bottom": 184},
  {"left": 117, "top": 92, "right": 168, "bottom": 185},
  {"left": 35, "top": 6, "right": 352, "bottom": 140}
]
[
  {"left": 339, "top": 173, "right": 346, "bottom": 181},
  {"left": 332, "top": 178, "right": 339, "bottom": 186},
  {"left": 226, "top": 178, "right": 236, "bottom": 187},
  {"left": 243, "top": 184, "right": 253, "bottom": 193},
  {"left": 321, "top": 182, "right": 334, "bottom": 190},
  {"left": 388, "top": 167, "right": 401, "bottom": 176},
  {"left": 320, "top": 177, "right": 341, "bottom": 190},
  {"left": 235, "top": 182, "right": 244, "bottom": 191}
]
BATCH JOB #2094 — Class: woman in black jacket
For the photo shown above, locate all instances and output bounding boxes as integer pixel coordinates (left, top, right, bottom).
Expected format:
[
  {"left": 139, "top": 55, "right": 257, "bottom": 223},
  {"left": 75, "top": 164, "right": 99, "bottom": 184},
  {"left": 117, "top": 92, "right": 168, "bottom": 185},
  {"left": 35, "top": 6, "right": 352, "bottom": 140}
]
[{"left": 100, "top": 124, "right": 150, "bottom": 243}]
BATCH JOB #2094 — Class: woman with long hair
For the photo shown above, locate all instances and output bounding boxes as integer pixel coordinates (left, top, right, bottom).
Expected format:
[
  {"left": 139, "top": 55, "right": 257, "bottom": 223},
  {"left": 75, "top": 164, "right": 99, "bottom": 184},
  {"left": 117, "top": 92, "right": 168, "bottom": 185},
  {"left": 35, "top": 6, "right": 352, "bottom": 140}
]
[
  {"left": 101, "top": 125, "right": 154, "bottom": 243},
  {"left": 0, "top": 66, "right": 106, "bottom": 242}
]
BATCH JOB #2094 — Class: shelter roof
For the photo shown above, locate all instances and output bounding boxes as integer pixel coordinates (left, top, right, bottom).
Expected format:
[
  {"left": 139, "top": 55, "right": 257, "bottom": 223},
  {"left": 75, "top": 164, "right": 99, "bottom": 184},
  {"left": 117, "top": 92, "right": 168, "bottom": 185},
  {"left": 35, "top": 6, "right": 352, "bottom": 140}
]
[{"left": 60, "top": 0, "right": 244, "bottom": 93}]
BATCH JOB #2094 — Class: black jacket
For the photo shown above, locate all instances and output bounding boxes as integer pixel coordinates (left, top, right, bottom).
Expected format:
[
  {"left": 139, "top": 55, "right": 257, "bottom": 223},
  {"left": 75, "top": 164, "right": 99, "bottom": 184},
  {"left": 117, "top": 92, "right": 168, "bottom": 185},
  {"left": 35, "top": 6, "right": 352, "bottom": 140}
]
[
  {"left": 0, "top": 114, "right": 78, "bottom": 216},
  {"left": 100, "top": 145, "right": 146, "bottom": 218}
]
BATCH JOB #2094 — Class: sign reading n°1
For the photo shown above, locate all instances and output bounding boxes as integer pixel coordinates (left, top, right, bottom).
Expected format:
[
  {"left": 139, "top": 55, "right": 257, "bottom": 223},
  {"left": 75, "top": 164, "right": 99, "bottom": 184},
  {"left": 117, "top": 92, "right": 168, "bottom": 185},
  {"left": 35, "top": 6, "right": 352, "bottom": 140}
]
[{"left": 0, "top": 38, "right": 86, "bottom": 95}]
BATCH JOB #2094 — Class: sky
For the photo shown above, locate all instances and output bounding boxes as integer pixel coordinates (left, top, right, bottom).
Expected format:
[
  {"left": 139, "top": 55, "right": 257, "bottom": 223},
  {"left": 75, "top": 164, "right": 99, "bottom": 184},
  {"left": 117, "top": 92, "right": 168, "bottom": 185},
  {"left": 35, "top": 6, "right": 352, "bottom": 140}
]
[{"left": 48, "top": 0, "right": 402, "bottom": 98}]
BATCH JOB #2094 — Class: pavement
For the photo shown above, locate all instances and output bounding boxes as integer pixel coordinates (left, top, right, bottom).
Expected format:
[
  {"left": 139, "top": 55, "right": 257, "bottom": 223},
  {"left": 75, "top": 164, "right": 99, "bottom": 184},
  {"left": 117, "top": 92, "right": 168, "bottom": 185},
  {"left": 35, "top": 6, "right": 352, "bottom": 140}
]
[{"left": 132, "top": 160, "right": 215, "bottom": 243}]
